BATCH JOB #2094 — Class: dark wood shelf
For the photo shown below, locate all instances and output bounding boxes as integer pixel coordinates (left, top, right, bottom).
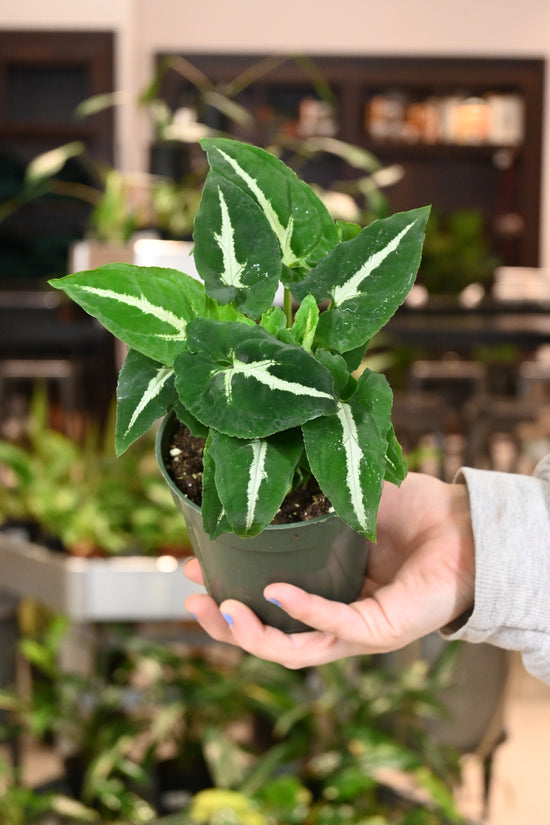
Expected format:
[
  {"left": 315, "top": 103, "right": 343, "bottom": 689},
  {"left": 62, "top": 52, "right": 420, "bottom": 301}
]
[
  {"left": 362, "top": 140, "right": 522, "bottom": 158},
  {"left": 156, "top": 53, "right": 543, "bottom": 270},
  {"left": 0, "top": 123, "right": 94, "bottom": 139}
]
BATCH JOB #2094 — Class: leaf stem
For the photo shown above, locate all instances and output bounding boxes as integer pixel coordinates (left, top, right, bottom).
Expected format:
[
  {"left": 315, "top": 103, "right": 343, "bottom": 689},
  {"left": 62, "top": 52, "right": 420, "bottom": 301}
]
[{"left": 283, "top": 287, "right": 293, "bottom": 328}]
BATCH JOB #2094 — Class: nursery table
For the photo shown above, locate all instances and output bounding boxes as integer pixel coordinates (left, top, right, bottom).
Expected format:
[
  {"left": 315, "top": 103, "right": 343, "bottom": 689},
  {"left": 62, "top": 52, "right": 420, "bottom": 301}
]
[
  {"left": 0, "top": 532, "right": 206, "bottom": 771},
  {"left": 0, "top": 533, "right": 204, "bottom": 622},
  {"left": 0, "top": 532, "right": 207, "bottom": 696}
]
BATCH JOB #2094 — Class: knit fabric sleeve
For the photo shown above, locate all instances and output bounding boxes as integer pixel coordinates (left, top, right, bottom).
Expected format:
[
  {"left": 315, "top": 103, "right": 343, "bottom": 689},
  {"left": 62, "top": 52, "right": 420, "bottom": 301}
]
[{"left": 443, "top": 455, "right": 550, "bottom": 684}]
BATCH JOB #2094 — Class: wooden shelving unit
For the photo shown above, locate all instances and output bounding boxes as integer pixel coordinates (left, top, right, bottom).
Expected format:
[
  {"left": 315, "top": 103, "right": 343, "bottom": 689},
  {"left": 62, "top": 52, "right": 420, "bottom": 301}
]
[
  {"left": 0, "top": 31, "right": 115, "bottom": 285},
  {"left": 0, "top": 535, "right": 202, "bottom": 622},
  {"left": 157, "top": 53, "right": 544, "bottom": 268},
  {"left": 0, "top": 31, "right": 114, "bottom": 164}
]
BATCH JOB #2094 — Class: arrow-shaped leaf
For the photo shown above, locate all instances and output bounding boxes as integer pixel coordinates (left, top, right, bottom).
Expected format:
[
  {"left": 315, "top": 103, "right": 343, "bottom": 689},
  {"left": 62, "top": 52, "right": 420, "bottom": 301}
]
[
  {"left": 49, "top": 264, "right": 207, "bottom": 366},
  {"left": 302, "top": 368, "right": 394, "bottom": 538},
  {"left": 173, "top": 318, "right": 338, "bottom": 439},
  {"left": 193, "top": 171, "right": 282, "bottom": 319},
  {"left": 293, "top": 206, "right": 430, "bottom": 352},
  {"left": 199, "top": 137, "right": 339, "bottom": 269},
  {"left": 115, "top": 348, "right": 178, "bottom": 454},
  {"left": 207, "top": 429, "right": 304, "bottom": 537},
  {"left": 201, "top": 437, "right": 232, "bottom": 539}
]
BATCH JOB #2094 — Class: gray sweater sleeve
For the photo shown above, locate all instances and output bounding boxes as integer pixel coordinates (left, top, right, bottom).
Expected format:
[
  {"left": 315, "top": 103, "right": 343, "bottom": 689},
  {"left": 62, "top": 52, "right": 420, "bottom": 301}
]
[{"left": 444, "top": 455, "right": 550, "bottom": 684}]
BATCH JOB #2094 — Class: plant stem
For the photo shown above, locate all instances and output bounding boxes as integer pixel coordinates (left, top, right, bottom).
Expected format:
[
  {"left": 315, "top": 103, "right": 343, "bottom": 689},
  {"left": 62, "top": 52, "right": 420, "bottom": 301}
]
[{"left": 283, "top": 287, "right": 293, "bottom": 327}]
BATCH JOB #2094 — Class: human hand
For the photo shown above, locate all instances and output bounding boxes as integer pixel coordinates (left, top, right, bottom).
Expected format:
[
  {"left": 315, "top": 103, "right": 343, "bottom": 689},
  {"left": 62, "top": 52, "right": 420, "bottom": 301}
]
[{"left": 183, "top": 472, "right": 475, "bottom": 668}]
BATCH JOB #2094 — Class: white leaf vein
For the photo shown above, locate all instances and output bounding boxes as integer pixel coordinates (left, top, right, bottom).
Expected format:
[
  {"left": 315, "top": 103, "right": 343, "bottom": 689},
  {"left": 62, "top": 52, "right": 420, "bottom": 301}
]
[
  {"left": 246, "top": 440, "right": 268, "bottom": 531},
  {"left": 337, "top": 401, "right": 368, "bottom": 531},
  {"left": 80, "top": 286, "right": 187, "bottom": 336},
  {"left": 125, "top": 367, "right": 173, "bottom": 436},
  {"left": 217, "top": 148, "right": 298, "bottom": 266},
  {"left": 332, "top": 220, "right": 415, "bottom": 307}
]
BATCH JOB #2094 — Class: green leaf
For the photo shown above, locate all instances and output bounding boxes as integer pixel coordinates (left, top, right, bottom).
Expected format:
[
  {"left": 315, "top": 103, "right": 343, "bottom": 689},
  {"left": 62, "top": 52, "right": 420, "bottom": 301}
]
[
  {"left": 209, "top": 298, "right": 257, "bottom": 326},
  {"left": 322, "top": 765, "right": 374, "bottom": 802},
  {"left": 289, "top": 294, "right": 319, "bottom": 352},
  {"left": 201, "top": 727, "right": 249, "bottom": 789},
  {"left": 49, "top": 264, "right": 207, "bottom": 366},
  {"left": 384, "top": 424, "right": 408, "bottom": 485},
  {"left": 260, "top": 306, "right": 287, "bottom": 336},
  {"left": 25, "top": 141, "right": 85, "bottom": 185},
  {"left": 173, "top": 402, "right": 209, "bottom": 439},
  {"left": 336, "top": 220, "right": 362, "bottom": 241},
  {"left": 293, "top": 206, "right": 431, "bottom": 352},
  {"left": 302, "top": 369, "right": 394, "bottom": 538},
  {"left": 74, "top": 90, "right": 126, "bottom": 119},
  {"left": 200, "top": 137, "right": 339, "bottom": 268},
  {"left": 314, "top": 350, "right": 351, "bottom": 396},
  {"left": 49, "top": 794, "right": 100, "bottom": 823},
  {"left": 174, "top": 318, "right": 338, "bottom": 439},
  {"left": 208, "top": 429, "right": 304, "bottom": 537},
  {"left": 341, "top": 342, "right": 368, "bottom": 372},
  {"left": 415, "top": 766, "right": 463, "bottom": 822},
  {"left": 193, "top": 170, "right": 282, "bottom": 319},
  {"left": 0, "top": 442, "right": 34, "bottom": 485},
  {"left": 201, "top": 440, "right": 232, "bottom": 539},
  {"left": 115, "top": 349, "right": 178, "bottom": 455}
]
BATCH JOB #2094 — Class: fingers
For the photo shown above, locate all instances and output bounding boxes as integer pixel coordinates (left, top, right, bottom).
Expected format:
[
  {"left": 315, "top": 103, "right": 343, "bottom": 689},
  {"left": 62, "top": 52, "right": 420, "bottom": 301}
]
[
  {"left": 211, "top": 595, "right": 355, "bottom": 668},
  {"left": 184, "top": 585, "right": 361, "bottom": 666},
  {"left": 183, "top": 565, "right": 430, "bottom": 667},
  {"left": 182, "top": 557, "right": 204, "bottom": 584},
  {"left": 186, "top": 582, "right": 416, "bottom": 668},
  {"left": 184, "top": 592, "right": 237, "bottom": 645}
]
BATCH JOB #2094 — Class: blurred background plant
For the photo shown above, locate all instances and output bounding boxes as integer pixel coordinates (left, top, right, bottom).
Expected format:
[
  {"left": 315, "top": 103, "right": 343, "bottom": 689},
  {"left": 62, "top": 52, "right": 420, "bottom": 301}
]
[
  {"left": 0, "top": 53, "right": 402, "bottom": 259},
  {"left": 418, "top": 207, "right": 499, "bottom": 296},
  {"left": 0, "top": 612, "right": 468, "bottom": 824},
  {"left": 0, "top": 752, "right": 99, "bottom": 825},
  {"left": 0, "top": 390, "right": 190, "bottom": 557}
]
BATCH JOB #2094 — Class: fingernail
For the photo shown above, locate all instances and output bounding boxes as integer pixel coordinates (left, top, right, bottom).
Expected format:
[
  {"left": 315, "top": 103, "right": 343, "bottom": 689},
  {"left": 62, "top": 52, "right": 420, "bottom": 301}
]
[
  {"left": 266, "top": 597, "right": 282, "bottom": 608},
  {"left": 222, "top": 612, "right": 234, "bottom": 627}
]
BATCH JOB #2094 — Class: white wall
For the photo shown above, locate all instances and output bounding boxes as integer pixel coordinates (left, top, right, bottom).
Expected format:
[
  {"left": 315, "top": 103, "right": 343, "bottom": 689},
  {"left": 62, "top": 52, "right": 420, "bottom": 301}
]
[
  {"left": 2, "top": 0, "right": 550, "bottom": 262},
  {"left": 136, "top": 0, "right": 550, "bottom": 56}
]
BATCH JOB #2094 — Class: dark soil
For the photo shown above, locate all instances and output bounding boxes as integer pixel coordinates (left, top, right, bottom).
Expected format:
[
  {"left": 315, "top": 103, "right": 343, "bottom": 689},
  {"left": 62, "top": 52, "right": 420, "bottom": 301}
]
[{"left": 164, "top": 421, "right": 332, "bottom": 524}]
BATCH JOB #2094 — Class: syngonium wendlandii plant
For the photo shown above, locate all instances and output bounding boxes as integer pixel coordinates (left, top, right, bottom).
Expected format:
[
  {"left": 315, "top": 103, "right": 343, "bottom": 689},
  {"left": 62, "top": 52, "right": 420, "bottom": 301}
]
[{"left": 50, "top": 138, "right": 430, "bottom": 541}]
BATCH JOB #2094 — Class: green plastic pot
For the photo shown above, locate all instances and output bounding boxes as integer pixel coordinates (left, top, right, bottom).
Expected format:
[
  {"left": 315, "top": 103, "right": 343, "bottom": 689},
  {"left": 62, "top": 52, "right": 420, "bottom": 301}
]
[{"left": 156, "top": 415, "right": 369, "bottom": 633}]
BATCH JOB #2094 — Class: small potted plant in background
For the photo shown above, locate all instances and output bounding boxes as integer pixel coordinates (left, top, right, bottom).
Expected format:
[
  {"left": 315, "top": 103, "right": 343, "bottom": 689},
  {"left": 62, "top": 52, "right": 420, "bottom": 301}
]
[
  {"left": 0, "top": 391, "right": 191, "bottom": 558},
  {"left": 49, "top": 138, "right": 429, "bottom": 631}
]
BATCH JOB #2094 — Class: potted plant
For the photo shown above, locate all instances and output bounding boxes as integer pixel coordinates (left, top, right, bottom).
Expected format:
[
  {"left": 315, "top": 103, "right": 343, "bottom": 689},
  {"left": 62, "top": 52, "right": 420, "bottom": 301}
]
[
  {"left": 0, "top": 392, "right": 199, "bottom": 623},
  {"left": 49, "top": 138, "right": 429, "bottom": 631},
  {"left": 0, "top": 392, "right": 191, "bottom": 558}
]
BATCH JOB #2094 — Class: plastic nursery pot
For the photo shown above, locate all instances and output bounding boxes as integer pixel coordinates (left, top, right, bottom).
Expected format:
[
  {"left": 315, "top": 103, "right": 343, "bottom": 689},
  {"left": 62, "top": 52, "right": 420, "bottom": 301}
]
[{"left": 156, "top": 414, "right": 369, "bottom": 633}]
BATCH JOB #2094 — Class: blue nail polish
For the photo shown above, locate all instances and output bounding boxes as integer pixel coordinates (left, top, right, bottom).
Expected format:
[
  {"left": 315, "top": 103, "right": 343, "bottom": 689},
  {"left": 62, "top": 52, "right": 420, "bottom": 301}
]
[
  {"left": 222, "top": 612, "right": 234, "bottom": 627},
  {"left": 266, "top": 597, "right": 282, "bottom": 608}
]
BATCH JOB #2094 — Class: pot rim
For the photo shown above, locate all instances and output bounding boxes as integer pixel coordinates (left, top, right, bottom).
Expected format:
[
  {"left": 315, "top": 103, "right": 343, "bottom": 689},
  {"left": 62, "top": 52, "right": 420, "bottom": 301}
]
[{"left": 155, "top": 413, "right": 338, "bottom": 532}]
